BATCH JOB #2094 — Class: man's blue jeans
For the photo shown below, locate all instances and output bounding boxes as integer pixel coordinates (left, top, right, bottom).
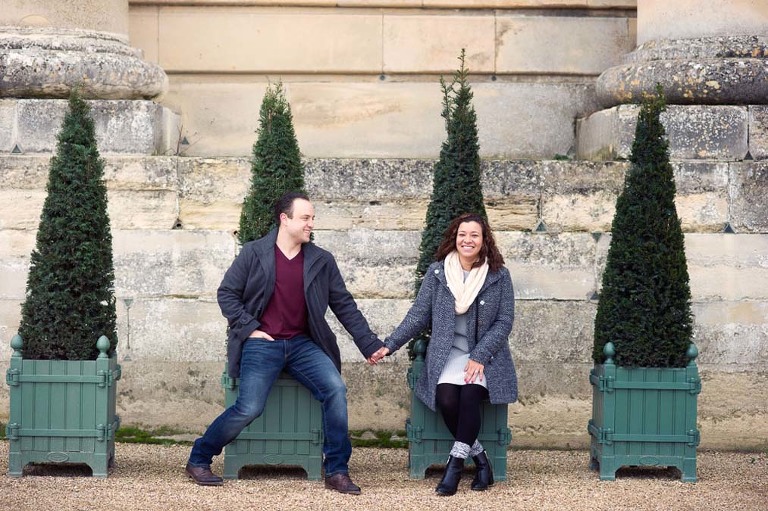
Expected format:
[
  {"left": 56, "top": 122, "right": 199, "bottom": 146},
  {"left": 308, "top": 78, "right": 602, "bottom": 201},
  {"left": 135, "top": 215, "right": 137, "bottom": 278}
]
[{"left": 188, "top": 336, "right": 352, "bottom": 477}]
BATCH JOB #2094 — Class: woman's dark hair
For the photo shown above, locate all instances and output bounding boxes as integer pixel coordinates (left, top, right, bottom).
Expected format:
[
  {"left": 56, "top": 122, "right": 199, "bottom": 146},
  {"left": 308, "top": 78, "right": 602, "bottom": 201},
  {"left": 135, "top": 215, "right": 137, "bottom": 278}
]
[
  {"left": 274, "top": 191, "right": 310, "bottom": 225},
  {"left": 434, "top": 213, "right": 505, "bottom": 272}
]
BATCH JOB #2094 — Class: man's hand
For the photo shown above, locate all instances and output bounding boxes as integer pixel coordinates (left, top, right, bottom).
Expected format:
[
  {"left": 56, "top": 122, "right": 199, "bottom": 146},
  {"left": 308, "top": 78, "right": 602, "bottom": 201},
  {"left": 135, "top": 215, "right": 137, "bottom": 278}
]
[
  {"left": 367, "top": 346, "right": 390, "bottom": 365},
  {"left": 249, "top": 329, "right": 274, "bottom": 341}
]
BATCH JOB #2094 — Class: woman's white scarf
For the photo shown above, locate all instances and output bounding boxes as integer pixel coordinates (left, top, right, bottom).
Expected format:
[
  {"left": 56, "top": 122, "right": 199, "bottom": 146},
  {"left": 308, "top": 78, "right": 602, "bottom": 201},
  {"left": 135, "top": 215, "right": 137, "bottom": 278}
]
[{"left": 444, "top": 251, "right": 489, "bottom": 315}]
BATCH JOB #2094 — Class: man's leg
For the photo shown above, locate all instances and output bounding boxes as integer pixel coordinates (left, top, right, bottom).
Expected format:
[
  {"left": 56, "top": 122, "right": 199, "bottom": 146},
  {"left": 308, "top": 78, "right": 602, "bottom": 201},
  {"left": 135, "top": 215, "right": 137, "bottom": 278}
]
[
  {"left": 285, "top": 337, "right": 360, "bottom": 494},
  {"left": 187, "top": 339, "right": 284, "bottom": 484}
]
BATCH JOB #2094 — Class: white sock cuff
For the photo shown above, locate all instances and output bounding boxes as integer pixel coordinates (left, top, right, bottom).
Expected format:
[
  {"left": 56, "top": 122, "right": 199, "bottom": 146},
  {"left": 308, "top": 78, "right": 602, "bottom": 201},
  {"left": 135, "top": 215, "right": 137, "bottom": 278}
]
[{"left": 449, "top": 441, "right": 471, "bottom": 459}]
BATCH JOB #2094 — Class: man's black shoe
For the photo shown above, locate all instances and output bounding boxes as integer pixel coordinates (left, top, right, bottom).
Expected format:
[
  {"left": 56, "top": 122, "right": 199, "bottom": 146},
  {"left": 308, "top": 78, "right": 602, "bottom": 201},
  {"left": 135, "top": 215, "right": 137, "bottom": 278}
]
[
  {"left": 185, "top": 463, "right": 224, "bottom": 486},
  {"left": 325, "top": 473, "right": 362, "bottom": 495}
]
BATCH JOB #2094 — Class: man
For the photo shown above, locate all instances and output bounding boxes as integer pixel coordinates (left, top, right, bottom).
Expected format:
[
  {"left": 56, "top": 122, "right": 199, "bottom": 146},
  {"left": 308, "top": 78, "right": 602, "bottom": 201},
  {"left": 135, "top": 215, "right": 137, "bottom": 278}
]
[{"left": 186, "top": 192, "right": 383, "bottom": 494}]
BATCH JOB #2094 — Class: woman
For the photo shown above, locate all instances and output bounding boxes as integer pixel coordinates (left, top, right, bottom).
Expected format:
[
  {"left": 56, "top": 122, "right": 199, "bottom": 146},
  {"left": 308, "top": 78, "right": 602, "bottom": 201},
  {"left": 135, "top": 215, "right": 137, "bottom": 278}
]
[{"left": 369, "top": 213, "right": 517, "bottom": 496}]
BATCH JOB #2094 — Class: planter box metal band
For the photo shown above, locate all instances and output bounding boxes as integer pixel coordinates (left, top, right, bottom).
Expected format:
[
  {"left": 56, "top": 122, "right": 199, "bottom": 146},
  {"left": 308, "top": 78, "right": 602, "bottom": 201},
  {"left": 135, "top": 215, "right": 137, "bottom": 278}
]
[{"left": 221, "top": 369, "right": 323, "bottom": 480}]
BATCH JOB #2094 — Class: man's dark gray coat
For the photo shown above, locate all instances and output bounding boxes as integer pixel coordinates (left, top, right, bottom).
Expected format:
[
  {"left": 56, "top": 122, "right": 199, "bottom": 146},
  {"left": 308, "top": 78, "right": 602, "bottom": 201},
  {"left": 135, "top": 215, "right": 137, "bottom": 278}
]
[{"left": 218, "top": 229, "right": 383, "bottom": 378}]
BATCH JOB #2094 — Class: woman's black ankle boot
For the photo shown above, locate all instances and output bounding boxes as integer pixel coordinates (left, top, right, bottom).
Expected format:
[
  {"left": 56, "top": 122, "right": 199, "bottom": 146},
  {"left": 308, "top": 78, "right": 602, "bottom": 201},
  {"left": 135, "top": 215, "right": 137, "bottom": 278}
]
[
  {"left": 471, "top": 451, "right": 494, "bottom": 491},
  {"left": 435, "top": 456, "right": 465, "bottom": 496}
]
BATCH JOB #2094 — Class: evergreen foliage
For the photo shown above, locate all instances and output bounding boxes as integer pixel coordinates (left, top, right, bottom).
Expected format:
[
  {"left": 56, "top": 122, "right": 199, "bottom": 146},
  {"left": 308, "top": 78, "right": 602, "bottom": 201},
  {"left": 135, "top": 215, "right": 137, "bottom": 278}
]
[
  {"left": 18, "top": 91, "right": 117, "bottom": 360},
  {"left": 239, "top": 81, "right": 306, "bottom": 244},
  {"left": 409, "top": 50, "right": 487, "bottom": 357},
  {"left": 593, "top": 86, "right": 693, "bottom": 367}
]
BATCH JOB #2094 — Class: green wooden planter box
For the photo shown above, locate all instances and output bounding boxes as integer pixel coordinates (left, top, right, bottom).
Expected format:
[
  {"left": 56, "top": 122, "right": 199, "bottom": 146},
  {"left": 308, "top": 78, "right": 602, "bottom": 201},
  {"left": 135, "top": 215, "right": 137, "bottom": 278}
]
[
  {"left": 588, "top": 342, "right": 701, "bottom": 482},
  {"left": 406, "top": 340, "right": 512, "bottom": 480},
  {"left": 220, "top": 369, "right": 323, "bottom": 480},
  {"left": 5, "top": 335, "right": 121, "bottom": 478}
]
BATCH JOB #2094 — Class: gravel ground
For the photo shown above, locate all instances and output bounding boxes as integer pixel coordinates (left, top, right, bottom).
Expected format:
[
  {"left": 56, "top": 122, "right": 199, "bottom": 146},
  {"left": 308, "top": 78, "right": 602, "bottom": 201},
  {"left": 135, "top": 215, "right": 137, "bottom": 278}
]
[{"left": 1, "top": 441, "right": 766, "bottom": 511}]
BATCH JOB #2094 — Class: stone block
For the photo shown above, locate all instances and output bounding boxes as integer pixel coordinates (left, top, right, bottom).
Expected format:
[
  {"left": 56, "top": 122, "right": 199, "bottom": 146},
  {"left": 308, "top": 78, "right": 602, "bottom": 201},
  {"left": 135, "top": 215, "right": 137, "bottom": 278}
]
[
  {"left": 0, "top": 99, "right": 178, "bottom": 155},
  {"left": 329, "top": 298, "right": 415, "bottom": 362},
  {"left": 0, "top": 101, "right": 15, "bottom": 151},
  {"left": 161, "top": 79, "right": 598, "bottom": 158},
  {"left": 0, "top": 190, "right": 46, "bottom": 230},
  {"left": 314, "top": 229, "right": 419, "bottom": 299},
  {"left": 176, "top": 157, "right": 249, "bottom": 230},
  {"left": 471, "top": 82, "right": 599, "bottom": 160},
  {"left": 103, "top": 156, "right": 180, "bottom": 189},
  {"left": 157, "top": 8, "right": 382, "bottom": 73},
  {"left": 113, "top": 230, "right": 233, "bottom": 298},
  {"left": 314, "top": 229, "right": 419, "bottom": 264},
  {"left": 382, "top": 15, "right": 495, "bottom": 73},
  {"left": 730, "top": 161, "right": 768, "bottom": 233},
  {"left": 0, "top": 155, "right": 182, "bottom": 230},
  {"left": 112, "top": 360, "right": 226, "bottom": 431},
  {"left": 313, "top": 200, "right": 428, "bottom": 231},
  {"left": 749, "top": 105, "right": 768, "bottom": 161},
  {"left": 109, "top": 190, "right": 180, "bottom": 229},
  {"left": 539, "top": 160, "right": 625, "bottom": 233},
  {"left": 512, "top": 300, "right": 596, "bottom": 365},
  {"left": 637, "top": 8, "right": 767, "bottom": 49},
  {"left": 685, "top": 234, "right": 768, "bottom": 301},
  {"left": 118, "top": 297, "right": 226, "bottom": 361},
  {"left": 306, "top": 158, "right": 433, "bottom": 201},
  {"left": 483, "top": 160, "right": 542, "bottom": 231},
  {"left": 335, "top": 262, "right": 416, "bottom": 300},
  {"left": 0, "top": 155, "right": 50, "bottom": 189},
  {"left": 692, "top": 301, "right": 768, "bottom": 371},
  {"left": 498, "top": 232, "right": 600, "bottom": 300},
  {"left": 497, "top": 16, "right": 634, "bottom": 74},
  {"left": 0, "top": 299, "right": 23, "bottom": 360},
  {"left": 577, "top": 104, "right": 749, "bottom": 161},
  {"left": 0, "top": 259, "right": 28, "bottom": 301},
  {"left": 128, "top": 6, "right": 160, "bottom": 63},
  {"left": 674, "top": 161, "right": 730, "bottom": 232}
]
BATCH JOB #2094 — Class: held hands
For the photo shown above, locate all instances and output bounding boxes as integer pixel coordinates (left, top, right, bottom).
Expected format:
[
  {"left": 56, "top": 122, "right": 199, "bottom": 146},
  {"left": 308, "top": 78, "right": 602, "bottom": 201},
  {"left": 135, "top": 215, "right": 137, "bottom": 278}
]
[
  {"left": 367, "top": 347, "right": 390, "bottom": 365},
  {"left": 464, "top": 359, "right": 485, "bottom": 384}
]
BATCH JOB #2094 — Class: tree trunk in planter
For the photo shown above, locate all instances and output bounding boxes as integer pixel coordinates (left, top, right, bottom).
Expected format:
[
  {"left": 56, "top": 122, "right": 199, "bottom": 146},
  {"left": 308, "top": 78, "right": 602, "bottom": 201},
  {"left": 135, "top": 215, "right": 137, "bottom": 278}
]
[
  {"left": 6, "top": 335, "right": 121, "bottom": 477},
  {"left": 406, "top": 339, "right": 512, "bottom": 480},
  {"left": 220, "top": 368, "right": 323, "bottom": 480},
  {"left": 588, "top": 342, "right": 700, "bottom": 482}
]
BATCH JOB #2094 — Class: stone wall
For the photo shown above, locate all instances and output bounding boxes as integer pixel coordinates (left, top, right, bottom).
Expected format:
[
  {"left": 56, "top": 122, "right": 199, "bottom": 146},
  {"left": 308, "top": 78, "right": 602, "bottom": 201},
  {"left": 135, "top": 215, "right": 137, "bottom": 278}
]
[
  {"left": 1, "top": 150, "right": 766, "bottom": 450},
  {"left": 1, "top": 0, "right": 766, "bottom": 451},
  {"left": 127, "top": 0, "right": 636, "bottom": 158}
]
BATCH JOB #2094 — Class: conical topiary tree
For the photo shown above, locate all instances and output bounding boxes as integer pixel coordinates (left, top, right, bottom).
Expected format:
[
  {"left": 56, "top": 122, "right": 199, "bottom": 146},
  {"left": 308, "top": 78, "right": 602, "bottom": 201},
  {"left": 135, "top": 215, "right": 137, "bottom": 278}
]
[
  {"left": 593, "top": 86, "right": 693, "bottom": 368},
  {"left": 409, "top": 49, "right": 487, "bottom": 357},
  {"left": 18, "top": 91, "right": 117, "bottom": 360},
  {"left": 238, "top": 81, "right": 306, "bottom": 244}
]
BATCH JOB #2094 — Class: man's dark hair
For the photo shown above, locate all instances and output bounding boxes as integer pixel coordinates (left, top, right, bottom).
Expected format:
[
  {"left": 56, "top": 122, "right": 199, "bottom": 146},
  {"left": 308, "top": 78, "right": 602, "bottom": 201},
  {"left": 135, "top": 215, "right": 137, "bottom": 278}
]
[{"left": 274, "top": 191, "right": 310, "bottom": 225}]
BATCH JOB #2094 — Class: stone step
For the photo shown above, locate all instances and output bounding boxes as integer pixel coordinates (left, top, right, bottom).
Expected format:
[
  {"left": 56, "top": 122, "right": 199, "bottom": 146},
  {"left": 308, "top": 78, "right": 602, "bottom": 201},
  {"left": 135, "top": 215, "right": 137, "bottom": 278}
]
[
  {"left": 4, "top": 156, "right": 765, "bottom": 234},
  {"left": 577, "top": 104, "right": 768, "bottom": 162},
  {"left": 0, "top": 98, "right": 180, "bottom": 156}
]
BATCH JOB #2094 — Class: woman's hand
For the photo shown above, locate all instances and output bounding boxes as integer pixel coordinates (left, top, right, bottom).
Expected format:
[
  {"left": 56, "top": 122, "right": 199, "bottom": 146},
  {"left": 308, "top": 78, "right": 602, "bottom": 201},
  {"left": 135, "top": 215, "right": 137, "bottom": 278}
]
[
  {"left": 367, "top": 347, "right": 390, "bottom": 365},
  {"left": 464, "top": 359, "right": 485, "bottom": 384}
]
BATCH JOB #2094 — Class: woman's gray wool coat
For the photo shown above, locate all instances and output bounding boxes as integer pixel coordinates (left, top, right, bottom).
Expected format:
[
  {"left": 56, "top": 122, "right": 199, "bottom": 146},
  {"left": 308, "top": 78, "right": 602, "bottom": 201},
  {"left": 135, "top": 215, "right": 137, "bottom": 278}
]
[{"left": 384, "top": 260, "right": 518, "bottom": 412}]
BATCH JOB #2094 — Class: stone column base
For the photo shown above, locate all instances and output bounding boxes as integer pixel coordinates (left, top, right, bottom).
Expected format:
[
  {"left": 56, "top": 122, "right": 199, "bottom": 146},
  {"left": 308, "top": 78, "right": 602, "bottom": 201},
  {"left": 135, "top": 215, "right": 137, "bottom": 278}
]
[
  {"left": 0, "top": 98, "right": 180, "bottom": 155},
  {"left": 596, "top": 36, "right": 768, "bottom": 108},
  {"left": 577, "top": 104, "right": 768, "bottom": 162},
  {"left": 0, "top": 27, "right": 167, "bottom": 100}
]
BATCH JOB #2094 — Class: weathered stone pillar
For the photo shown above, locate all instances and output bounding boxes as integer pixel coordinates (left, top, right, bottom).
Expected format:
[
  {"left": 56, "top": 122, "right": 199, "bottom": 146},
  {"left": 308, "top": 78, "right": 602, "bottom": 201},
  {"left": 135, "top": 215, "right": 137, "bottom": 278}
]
[
  {"left": 0, "top": 0, "right": 166, "bottom": 99},
  {"left": 596, "top": 0, "right": 768, "bottom": 106}
]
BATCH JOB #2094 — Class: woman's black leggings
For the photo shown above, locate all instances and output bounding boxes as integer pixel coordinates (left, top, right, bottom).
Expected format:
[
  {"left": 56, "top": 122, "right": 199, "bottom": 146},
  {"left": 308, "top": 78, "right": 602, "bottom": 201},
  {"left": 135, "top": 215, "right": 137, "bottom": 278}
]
[{"left": 435, "top": 383, "right": 489, "bottom": 446}]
